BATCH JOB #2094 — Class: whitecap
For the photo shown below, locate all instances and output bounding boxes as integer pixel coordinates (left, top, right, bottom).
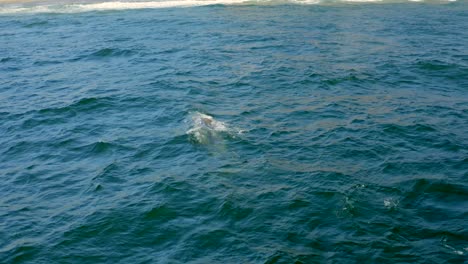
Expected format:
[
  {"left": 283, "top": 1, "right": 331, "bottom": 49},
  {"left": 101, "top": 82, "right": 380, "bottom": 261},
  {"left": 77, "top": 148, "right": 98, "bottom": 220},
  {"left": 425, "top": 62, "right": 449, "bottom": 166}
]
[
  {"left": 383, "top": 197, "right": 398, "bottom": 209},
  {"left": 441, "top": 238, "right": 465, "bottom": 256},
  {"left": 0, "top": 0, "right": 459, "bottom": 15},
  {"left": 341, "top": 0, "right": 383, "bottom": 2}
]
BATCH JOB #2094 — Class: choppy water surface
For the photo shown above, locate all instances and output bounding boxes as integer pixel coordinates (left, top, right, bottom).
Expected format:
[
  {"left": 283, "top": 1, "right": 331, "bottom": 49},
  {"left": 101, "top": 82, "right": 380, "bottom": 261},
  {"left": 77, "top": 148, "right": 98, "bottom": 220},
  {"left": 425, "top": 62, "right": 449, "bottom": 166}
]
[{"left": 1, "top": 1, "right": 467, "bottom": 263}]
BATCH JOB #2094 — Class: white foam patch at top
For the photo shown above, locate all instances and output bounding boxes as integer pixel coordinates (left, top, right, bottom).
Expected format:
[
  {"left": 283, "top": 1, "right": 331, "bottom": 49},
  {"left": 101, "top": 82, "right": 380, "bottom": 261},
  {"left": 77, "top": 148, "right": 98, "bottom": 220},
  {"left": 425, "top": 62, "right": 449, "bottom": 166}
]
[
  {"left": 77, "top": 0, "right": 247, "bottom": 11},
  {"left": 186, "top": 111, "right": 245, "bottom": 145},
  {"left": 189, "top": 112, "right": 228, "bottom": 132},
  {"left": 0, "top": 0, "right": 249, "bottom": 14},
  {"left": 0, "top": 0, "right": 459, "bottom": 14}
]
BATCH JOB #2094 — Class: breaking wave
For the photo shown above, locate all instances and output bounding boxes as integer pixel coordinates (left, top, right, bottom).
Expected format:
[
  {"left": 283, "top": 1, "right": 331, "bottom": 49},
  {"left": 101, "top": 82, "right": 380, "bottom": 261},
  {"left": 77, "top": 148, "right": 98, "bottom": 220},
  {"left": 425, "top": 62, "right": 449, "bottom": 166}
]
[{"left": 0, "top": 0, "right": 459, "bottom": 14}]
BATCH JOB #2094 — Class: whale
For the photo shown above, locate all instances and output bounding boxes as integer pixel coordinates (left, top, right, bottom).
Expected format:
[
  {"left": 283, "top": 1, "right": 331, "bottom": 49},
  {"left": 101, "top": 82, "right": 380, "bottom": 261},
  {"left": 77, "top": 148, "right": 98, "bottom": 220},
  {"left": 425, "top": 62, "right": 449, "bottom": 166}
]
[
  {"left": 187, "top": 112, "right": 228, "bottom": 145},
  {"left": 201, "top": 116, "right": 213, "bottom": 126}
]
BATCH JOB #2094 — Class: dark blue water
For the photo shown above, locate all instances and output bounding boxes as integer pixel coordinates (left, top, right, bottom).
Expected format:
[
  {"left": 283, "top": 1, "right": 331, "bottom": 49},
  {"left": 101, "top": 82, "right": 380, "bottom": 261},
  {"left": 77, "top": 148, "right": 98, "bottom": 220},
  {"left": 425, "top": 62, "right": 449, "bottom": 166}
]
[{"left": 1, "top": 1, "right": 467, "bottom": 263}]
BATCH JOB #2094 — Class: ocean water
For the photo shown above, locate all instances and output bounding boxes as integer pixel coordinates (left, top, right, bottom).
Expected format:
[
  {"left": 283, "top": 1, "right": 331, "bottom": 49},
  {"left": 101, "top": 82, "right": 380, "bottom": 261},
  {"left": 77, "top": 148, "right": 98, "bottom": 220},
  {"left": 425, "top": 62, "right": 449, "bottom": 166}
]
[{"left": 1, "top": 0, "right": 467, "bottom": 263}]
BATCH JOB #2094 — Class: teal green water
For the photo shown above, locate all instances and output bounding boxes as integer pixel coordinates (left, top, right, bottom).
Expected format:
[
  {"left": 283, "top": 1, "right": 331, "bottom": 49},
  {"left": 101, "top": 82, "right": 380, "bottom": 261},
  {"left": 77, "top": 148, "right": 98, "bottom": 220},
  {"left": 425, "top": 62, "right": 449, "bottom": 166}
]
[{"left": 1, "top": 1, "right": 467, "bottom": 263}]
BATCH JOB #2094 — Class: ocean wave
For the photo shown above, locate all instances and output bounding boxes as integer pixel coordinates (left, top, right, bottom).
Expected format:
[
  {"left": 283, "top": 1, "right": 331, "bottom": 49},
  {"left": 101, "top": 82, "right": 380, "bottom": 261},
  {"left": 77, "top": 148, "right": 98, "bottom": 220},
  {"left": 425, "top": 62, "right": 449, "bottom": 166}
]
[{"left": 0, "top": 0, "right": 459, "bottom": 14}]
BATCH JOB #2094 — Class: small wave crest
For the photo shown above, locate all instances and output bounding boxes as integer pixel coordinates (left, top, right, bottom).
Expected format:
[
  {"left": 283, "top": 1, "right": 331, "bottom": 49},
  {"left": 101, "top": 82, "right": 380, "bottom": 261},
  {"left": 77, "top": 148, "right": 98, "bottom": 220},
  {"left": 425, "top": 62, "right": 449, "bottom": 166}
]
[{"left": 0, "top": 0, "right": 247, "bottom": 14}]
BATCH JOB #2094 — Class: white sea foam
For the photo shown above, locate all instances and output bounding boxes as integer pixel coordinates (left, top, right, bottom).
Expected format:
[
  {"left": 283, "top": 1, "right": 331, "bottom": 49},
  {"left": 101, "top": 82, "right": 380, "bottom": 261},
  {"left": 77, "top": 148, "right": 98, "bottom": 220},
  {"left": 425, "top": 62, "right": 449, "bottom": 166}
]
[
  {"left": 441, "top": 237, "right": 466, "bottom": 256},
  {"left": 186, "top": 112, "right": 229, "bottom": 144},
  {"left": 0, "top": 0, "right": 247, "bottom": 14},
  {"left": 0, "top": 0, "right": 459, "bottom": 14},
  {"left": 76, "top": 0, "right": 248, "bottom": 11},
  {"left": 383, "top": 197, "right": 399, "bottom": 209},
  {"left": 289, "top": 0, "right": 321, "bottom": 4},
  {"left": 342, "top": 0, "right": 382, "bottom": 2}
]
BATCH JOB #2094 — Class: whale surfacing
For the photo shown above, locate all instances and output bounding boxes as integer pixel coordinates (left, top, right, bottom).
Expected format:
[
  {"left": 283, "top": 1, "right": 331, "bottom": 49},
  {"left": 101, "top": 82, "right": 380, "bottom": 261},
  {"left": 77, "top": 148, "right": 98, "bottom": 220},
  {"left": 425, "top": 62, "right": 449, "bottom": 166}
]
[
  {"left": 186, "top": 112, "right": 229, "bottom": 145},
  {"left": 201, "top": 116, "right": 213, "bottom": 127},
  {"left": 196, "top": 113, "right": 227, "bottom": 131}
]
